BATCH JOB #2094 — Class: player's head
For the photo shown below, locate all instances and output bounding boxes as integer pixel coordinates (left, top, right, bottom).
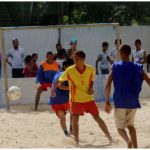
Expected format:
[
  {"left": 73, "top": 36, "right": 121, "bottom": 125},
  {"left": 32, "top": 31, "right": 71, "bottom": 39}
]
[
  {"left": 56, "top": 43, "right": 62, "bottom": 51},
  {"left": 32, "top": 53, "right": 38, "bottom": 62},
  {"left": 119, "top": 44, "right": 131, "bottom": 59},
  {"left": 24, "top": 55, "right": 32, "bottom": 64},
  {"left": 115, "top": 38, "right": 122, "bottom": 46},
  {"left": 102, "top": 42, "right": 109, "bottom": 51},
  {"left": 12, "top": 38, "right": 19, "bottom": 49},
  {"left": 62, "top": 59, "right": 74, "bottom": 70},
  {"left": 69, "top": 38, "right": 77, "bottom": 49},
  {"left": 73, "top": 50, "right": 86, "bottom": 65},
  {"left": 46, "top": 51, "right": 54, "bottom": 61},
  {"left": 135, "top": 39, "right": 141, "bottom": 50}
]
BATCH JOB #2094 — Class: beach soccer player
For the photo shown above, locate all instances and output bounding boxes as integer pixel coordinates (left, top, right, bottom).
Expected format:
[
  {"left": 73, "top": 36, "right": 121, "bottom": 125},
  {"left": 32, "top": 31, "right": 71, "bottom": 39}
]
[
  {"left": 34, "top": 51, "right": 59, "bottom": 111},
  {"left": 58, "top": 50, "right": 112, "bottom": 144},
  {"left": 105, "top": 44, "right": 150, "bottom": 148},
  {"left": 49, "top": 59, "right": 74, "bottom": 136}
]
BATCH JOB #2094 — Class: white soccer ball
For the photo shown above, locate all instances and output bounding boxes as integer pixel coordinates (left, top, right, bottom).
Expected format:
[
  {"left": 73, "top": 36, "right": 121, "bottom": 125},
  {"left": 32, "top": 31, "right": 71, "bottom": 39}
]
[{"left": 7, "top": 86, "right": 21, "bottom": 100}]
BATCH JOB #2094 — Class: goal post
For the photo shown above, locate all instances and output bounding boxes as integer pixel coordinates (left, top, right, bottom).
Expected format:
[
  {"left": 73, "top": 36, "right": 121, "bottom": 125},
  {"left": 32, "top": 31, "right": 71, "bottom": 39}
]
[{"left": 0, "top": 23, "right": 120, "bottom": 110}]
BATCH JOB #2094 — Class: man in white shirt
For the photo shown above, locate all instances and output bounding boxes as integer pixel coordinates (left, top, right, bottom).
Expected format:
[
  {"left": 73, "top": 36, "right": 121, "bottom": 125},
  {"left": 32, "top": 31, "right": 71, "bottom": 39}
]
[
  {"left": 6, "top": 38, "right": 25, "bottom": 78},
  {"left": 108, "top": 39, "right": 122, "bottom": 62},
  {"left": 95, "top": 42, "right": 112, "bottom": 75},
  {"left": 132, "top": 39, "right": 147, "bottom": 64}
]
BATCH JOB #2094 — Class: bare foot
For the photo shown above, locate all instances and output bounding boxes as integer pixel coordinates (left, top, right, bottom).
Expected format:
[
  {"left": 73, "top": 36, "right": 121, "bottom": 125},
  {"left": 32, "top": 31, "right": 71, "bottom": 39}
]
[
  {"left": 127, "top": 141, "right": 132, "bottom": 148},
  {"left": 108, "top": 136, "right": 113, "bottom": 145}
]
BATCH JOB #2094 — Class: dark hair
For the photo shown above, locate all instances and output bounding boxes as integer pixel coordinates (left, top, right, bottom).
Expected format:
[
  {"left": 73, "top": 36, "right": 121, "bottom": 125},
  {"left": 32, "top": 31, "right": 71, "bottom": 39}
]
[
  {"left": 102, "top": 42, "right": 109, "bottom": 47},
  {"left": 135, "top": 39, "right": 141, "bottom": 45},
  {"left": 24, "top": 55, "right": 32, "bottom": 64},
  {"left": 62, "top": 59, "right": 74, "bottom": 70},
  {"left": 119, "top": 44, "right": 131, "bottom": 56},
  {"left": 46, "top": 51, "right": 53, "bottom": 56},
  {"left": 12, "top": 38, "right": 18, "bottom": 44},
  {"left": 56, "top": 43, "right": 61, "bottom": 48},
  {"left": 115, "top": 38, "right": 122, "bottom": 45},
  {"left": 74, "top": 50, "right": 86, "bottom": 58},
  {"left": 32, "top": 53, "right": 38, "bottom": 58}
]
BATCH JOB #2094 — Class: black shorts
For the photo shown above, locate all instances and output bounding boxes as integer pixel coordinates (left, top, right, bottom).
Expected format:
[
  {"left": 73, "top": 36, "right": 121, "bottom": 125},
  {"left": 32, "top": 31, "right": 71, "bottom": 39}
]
[
  {"left": 12, "top": 68, "right": 24, "bottom": 78},
  {"left": 101, "top": 68, "right": 110, "bottom": 75}
]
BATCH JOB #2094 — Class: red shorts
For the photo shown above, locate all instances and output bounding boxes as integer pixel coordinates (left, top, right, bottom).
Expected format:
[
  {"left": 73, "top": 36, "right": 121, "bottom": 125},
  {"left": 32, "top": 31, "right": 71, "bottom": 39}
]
[
  {"left": 51, "top": 102, "right": 70, "bottom": 117},
  {"left": 39, "top": 83, "right": 52, "bottom": 91},
  {"left": 70, "top": 101, "right": 99, "bottom": 116}
]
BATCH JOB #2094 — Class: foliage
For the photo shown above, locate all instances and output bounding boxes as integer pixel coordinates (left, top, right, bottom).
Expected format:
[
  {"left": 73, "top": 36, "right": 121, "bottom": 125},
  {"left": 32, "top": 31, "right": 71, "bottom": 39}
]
[{"left": 0, "top": 2, "right": 150, "bottom": 27}]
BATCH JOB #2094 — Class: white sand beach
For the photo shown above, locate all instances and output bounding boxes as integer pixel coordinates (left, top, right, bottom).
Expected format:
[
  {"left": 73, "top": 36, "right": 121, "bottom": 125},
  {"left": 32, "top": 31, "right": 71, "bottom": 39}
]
[{"left": 0, "top": 99, "right": 150, "bottom": 148}]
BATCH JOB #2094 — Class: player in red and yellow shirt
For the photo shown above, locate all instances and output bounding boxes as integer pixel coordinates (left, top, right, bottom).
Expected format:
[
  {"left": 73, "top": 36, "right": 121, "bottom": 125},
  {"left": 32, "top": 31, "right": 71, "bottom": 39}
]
[{"left": 58, "top": 50, "right": 112, "bottom": 145}]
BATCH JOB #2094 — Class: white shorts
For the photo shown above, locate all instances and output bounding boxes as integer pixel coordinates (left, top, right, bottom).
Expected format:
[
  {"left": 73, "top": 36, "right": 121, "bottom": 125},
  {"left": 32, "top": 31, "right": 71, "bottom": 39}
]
[{"left": 114, "top": 109, "right": 137, "bottom": 129}]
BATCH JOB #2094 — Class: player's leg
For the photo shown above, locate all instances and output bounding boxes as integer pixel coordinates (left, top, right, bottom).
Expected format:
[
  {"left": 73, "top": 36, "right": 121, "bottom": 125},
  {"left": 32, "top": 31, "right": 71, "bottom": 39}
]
[
  {"left": 72, "top": 114, "right": 79, "bottom": 144},
  {"left": 34, "top": 87, "right": 42, "bottom": 111},
  {"left": 92, "top": 115, "right": 112, "bottom": 143},
  {"left": 115, "top": 109, "right": 132, "bottom": 148},
  {"left": 126, "top": 109, "right": 137, "bottom": 148},
  {"left": 86, "top": 101, "right": 112, "bottom": 143},
  {"left": 127, "top": 126, "right": 137, "bottom": 148},
  {"left": 117, "top": 128, "right": 132, "bottom": 148},
  {"left": 69, "top": 113, "right": 73, "bottom": 134},
  {"left": 57, "top": 110, "right": 69, "bottom": 136}
]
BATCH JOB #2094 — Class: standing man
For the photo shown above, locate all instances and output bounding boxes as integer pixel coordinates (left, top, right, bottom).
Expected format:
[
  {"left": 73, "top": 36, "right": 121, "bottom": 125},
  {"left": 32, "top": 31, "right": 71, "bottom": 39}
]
[
  {"left": 6, "top": 38, "right": 25, "bottom": 78},
  {"left": 54, "top": 43, "right": 67, "bottom": 60},
  {"left": 67, "top": 38, "right": 77, "bottom": 60},
  {"left": 95, "top": 42, "right": 112, "bottom": 75},
  {"left": 132, "top": 39, "right": 147, "bottom": 64},
  {"left": 108, "top": 38, "right": 122, "bottom": 62}
]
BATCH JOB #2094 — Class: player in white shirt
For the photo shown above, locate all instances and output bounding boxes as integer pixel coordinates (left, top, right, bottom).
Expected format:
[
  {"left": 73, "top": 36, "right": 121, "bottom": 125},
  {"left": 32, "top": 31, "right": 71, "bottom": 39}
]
[
  {"left": 6, "top": 38, "right": 25, "bottom": 78},
  {"left": 132, "top": 39, "right": 147, "bottom": 64}
]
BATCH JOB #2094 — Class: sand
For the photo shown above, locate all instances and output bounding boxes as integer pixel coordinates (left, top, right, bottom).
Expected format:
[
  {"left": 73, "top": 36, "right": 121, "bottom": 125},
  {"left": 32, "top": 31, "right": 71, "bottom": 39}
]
[{"left": 0, "top": 99, "right": 150, "bottom": 148}]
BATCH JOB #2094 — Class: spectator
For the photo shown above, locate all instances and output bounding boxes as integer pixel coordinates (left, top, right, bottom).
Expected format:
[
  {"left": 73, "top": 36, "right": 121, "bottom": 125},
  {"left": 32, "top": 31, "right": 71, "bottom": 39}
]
[
  {"left": 132, "top": 39, "right": 147, "bottom": 64},
  {"left": 31, "top": 53, "right": 38, "bottom": 77},
  {"left": 6, "top": 38, "right": 25, "bottom": 78},
  {"left": 54, "top": 43, "right": 67, "bottom": 60},
  {"left": 23, "top": 55, "right": 33, "bottom": 77},
  {"left": 95, "top": 42, "right": 112, "bottom": 75},
  {"left": 66, "top": 38, "right": 77, "bottom": 60},
  {"left": 108, "top": 38, "right": 122, "bottom": 62},
  {"left": 54, "top": 43, "right": 67, "bottom": 69}
]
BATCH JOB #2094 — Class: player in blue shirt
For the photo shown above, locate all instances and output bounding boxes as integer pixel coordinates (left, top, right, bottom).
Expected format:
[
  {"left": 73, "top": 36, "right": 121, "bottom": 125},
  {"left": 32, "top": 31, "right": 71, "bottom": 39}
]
[
  {"left": 49, "top": 59, "right": 74, "bottom": 136},
  {"left": 105, "top": 44, "right": 150, "bottom": 148}
]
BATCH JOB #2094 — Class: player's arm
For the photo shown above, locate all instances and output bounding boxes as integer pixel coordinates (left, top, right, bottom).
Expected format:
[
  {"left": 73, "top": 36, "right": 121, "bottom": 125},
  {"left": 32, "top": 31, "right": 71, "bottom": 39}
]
[
  {"left": 52, "top": 70, "right": 69, "bottom": 96},
  {"left": 51, "top": 80, "right": 69, "bottom": 97},
  {"left": 88, "top": 81, "right": 94, "bottom": 95},
  {"left": 142, "top": 70, "right": 150, "bottom": 87},
  {"left": 88, "top": 70, "right": 95, "bottom": 95},
  {"left": 95, "top": 55, "right": 101, "bottom": 75},
  {"left": 105, "top": 71, "right": 112, "bottom": 114},
  {"left": 141, "top": 51, "right": 147, "bottom": 64}
]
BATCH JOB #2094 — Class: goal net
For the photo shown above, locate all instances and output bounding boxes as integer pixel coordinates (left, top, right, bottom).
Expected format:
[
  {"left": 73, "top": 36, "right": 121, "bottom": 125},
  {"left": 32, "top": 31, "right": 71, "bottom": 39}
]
[{"left": 0, "top": 23, "right": 120, "bottom": 109}]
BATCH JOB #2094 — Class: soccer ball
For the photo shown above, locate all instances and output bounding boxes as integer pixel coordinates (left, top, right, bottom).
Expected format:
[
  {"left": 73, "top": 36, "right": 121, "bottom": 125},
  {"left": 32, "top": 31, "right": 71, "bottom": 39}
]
[{"left": 7, "top": 86, "right": 21, "bottom": 100}]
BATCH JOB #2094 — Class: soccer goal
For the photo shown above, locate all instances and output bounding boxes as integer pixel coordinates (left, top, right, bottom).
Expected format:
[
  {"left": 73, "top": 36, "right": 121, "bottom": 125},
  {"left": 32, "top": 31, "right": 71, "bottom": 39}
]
[{"left": 0, "top": 23, "right": 120, "bottom": 110}]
